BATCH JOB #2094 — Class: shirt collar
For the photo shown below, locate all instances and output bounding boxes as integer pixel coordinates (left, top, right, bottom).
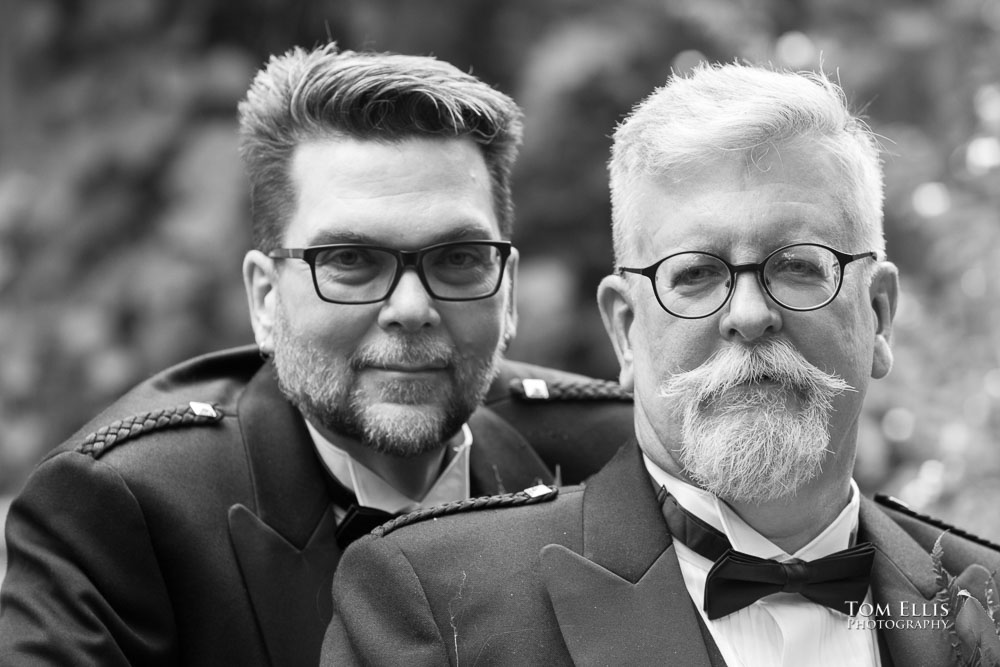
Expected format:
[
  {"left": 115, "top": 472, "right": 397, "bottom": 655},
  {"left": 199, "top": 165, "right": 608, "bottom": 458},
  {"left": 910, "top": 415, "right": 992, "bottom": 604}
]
[
  {"left": 643, "top": 452, "right": 860, "bottom": 562},
  {"left": 308, "top": 421, "right": 473, "bottom": 515}
]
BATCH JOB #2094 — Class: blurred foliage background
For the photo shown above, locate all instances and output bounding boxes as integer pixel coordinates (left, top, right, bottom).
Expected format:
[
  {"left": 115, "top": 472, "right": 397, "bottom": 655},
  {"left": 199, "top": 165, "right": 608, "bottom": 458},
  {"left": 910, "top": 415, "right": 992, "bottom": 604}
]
[{"left": 2, "top": 0, "right": 1000, "bottom": 560}]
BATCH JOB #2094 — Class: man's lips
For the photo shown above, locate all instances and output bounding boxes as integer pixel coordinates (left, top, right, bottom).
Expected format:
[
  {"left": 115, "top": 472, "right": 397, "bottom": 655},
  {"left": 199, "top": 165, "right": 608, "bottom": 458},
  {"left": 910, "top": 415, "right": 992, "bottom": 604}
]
[
  {"left": 700, "top": 378, "right": 788, "bottom": 403},
  {"left": 726, "top": 379, "right": 784, "bottom": 392},
  {"left": 364, "top": 363, "right": 448, "bottom": 373}
]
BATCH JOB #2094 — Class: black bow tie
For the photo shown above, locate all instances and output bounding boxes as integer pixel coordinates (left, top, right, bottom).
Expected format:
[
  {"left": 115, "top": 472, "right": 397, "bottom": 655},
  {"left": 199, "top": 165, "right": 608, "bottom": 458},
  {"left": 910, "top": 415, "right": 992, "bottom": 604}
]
[
  {"left": 320, "top": 466, "right": 400, "bottom": 548},
  {"left": 659, "top": 490, "right": 875, "bottom": 621}
]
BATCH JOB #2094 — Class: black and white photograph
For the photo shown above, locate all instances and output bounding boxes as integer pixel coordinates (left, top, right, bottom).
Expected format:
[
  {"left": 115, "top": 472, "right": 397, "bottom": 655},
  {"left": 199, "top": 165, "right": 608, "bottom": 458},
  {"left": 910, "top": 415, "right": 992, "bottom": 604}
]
[{"left": 2, "top": 1, "right": 1000, "bottom": 665}]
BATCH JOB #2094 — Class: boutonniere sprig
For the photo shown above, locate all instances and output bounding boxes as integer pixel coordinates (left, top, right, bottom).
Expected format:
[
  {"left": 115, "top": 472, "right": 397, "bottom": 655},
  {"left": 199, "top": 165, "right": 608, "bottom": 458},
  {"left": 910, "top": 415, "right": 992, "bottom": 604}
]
[{"left": 932, "top": 535, "right": 1000, "bottom": 667}]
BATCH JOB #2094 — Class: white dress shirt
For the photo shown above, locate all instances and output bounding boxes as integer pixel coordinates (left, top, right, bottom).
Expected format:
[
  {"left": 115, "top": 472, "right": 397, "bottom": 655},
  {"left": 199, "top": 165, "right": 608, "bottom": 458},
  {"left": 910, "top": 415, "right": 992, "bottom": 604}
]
[
  {"left": 308, "top": 421, "right": 473, "bottom": 520},
  {"left": 644, "top": 454, "right": 881, "bottom": 667}
]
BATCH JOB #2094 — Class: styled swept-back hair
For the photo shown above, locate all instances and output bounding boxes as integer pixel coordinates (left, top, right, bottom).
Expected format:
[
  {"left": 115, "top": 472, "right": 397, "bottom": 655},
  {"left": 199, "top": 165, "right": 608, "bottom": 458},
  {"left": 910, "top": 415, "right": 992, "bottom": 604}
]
[
  {"left": 609, "top": 62, "right": 884, "bottom": 269},
  {"left": 238, "top": 43, "right": 524, "bottom": 252}
]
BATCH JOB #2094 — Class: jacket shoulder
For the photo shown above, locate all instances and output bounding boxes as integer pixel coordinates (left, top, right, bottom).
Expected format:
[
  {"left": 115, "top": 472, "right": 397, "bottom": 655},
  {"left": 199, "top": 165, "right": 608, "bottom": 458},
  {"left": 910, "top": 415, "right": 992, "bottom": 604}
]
[
  {"left": 875, "top": 494, "right": 1000, "bottom": 565},
  {"left": 57, "top": 347, "right": 259, "bottom": 461}
]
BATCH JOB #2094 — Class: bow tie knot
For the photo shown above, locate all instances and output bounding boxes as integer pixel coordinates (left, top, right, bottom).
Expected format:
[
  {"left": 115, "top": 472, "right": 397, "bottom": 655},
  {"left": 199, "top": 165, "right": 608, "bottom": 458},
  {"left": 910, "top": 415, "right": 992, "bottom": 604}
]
[{"left": 779, "top": 558, "right": 809, "bottom": 594}]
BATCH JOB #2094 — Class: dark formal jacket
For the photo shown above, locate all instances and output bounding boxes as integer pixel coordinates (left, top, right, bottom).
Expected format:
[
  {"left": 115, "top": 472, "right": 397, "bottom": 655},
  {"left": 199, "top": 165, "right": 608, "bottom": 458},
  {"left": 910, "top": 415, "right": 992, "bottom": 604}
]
[
  {"left": 323, "top": 441, "right": 1000, "bottom": 667},
  {"left": 0, "top": 346, "right": 633, "bottom": 667}
]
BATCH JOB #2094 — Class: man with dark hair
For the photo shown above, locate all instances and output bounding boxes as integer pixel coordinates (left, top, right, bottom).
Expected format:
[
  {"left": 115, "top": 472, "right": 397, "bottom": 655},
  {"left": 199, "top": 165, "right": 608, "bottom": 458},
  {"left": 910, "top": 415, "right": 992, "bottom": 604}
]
[
  {"left": 0, "top": 44, "right": 632, "bottom": 666},
  {"left": 322, "top": 62, "right": 1000, "bottom": 666}
]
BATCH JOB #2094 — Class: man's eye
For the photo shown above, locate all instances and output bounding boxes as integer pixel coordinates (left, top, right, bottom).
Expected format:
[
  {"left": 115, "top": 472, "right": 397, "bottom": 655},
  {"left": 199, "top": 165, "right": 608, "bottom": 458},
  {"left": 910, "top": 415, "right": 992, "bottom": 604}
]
[
  {"left": 773, "top": 258, "right": 823, "bottom": 277},
  {"left": 672, "top": 265, "right": 723, "bottom": 286},
  {"left": 442, "top": 250, "right": 476, "bottom": 267},
  {"left": 435, "top": 247, "right": 489, "bottom": 269},
  {"left": 320, "top": 249, "right": 372, "bottom": 268}
]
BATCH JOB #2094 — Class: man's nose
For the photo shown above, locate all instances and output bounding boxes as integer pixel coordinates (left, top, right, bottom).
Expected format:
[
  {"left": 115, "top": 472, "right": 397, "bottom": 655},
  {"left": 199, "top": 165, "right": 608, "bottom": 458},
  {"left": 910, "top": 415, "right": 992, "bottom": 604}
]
[
  {"left": 377, "top": 268, "right": 442, "bottom": 331},
  {"left": 718, "top": 271, "right": 782, "bottom": 342}
]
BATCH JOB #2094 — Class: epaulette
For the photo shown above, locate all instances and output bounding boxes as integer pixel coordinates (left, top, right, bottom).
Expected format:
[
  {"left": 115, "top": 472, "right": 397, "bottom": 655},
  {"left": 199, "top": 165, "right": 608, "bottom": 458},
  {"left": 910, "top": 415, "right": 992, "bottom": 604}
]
[
  {"left": 509, "top": 378, "right": 632, "bottom": 402},
  {"left": 373, "top": 484, "right": 559, "bottom": 538},
  {"left": 875, "top": 493, "right": 1000, "bottom": 551},
  {"left": 76, "top": 401, "right": 225, "bottom": 459}
]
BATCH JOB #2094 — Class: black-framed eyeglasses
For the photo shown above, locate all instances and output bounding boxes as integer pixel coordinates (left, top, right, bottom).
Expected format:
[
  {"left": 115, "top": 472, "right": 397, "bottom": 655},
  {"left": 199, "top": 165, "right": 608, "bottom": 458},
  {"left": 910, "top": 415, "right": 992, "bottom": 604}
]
[
  {"left": 617, "top": 242, "right": 877, "bottom": 319},
  {"left": 268, "top": 240, "right": 513, "bottom": 304}
]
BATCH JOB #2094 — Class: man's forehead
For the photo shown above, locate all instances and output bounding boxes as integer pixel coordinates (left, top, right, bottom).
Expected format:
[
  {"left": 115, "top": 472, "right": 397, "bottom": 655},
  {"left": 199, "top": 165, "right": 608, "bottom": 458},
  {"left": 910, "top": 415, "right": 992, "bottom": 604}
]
[
  {"left": 638, "top": 141, "right": 842, "bottom": 192},
  {"left": 289, "top": 134, "right": 488, "bottom": 184},
  {"left": 284, "top": 134, "right": 498, "bottom": 247},
  {"left": 624, "top": 154, "right": 853, "bottom": 258}
]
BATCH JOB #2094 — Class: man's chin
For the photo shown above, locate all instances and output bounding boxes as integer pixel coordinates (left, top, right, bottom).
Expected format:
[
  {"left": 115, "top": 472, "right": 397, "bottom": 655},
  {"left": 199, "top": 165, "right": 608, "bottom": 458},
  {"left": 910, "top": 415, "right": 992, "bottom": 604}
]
[
  {"left": 679, "top": 415, "right": 828, "bottom": 504},
  {"left": 355, "top": 403, "right": 456, "bottom": 458},
  {"left": 357, "top": 374, "right": 453, "bottom": 406},
  {"left": 364, "top": 402, "right": 448, "bottom": 421}
]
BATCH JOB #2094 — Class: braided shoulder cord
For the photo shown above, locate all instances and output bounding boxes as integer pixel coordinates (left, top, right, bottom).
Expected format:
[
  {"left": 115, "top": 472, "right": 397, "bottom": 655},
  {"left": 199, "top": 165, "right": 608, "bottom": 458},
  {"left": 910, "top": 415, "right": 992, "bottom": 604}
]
[
  {"left": 373, "top": 485, "right": 559, "bottom": 537},
  {"left": 510, "top": 378, "right": 633, "bottom": 402},
  {"left": 77, "top": 402, "right": 224, "bottom": 459}
]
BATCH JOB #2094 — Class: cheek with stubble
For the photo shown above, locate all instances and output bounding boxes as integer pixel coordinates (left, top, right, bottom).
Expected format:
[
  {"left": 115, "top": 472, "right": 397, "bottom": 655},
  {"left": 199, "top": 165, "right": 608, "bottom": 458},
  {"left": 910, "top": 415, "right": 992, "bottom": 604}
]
[{"left": 632, "top": 318, "right": 715, "bottom": 400}]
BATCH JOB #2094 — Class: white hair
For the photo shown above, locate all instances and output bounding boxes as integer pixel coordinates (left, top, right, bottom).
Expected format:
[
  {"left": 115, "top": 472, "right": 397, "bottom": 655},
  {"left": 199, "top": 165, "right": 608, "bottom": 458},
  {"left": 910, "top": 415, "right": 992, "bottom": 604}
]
[{"left": 609, "top": 62, "right": 885, "bottom": 275}]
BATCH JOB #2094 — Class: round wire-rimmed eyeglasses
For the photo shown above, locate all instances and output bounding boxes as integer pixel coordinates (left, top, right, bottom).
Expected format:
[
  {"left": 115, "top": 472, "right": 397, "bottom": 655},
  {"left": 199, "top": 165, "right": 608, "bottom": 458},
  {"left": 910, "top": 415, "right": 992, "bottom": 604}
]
[
  {"left": 268, "top": 240, "right": 513, "bottom": 304},
  {"left": 616, "top": 242, "right": 878, "bottom": 319}
]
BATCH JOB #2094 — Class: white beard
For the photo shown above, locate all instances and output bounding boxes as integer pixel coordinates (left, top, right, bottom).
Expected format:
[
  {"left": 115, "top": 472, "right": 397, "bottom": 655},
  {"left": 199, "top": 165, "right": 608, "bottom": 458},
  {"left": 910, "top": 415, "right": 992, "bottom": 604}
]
[{"left": 658, "top": 339, "right": 853, "bottom": 504}]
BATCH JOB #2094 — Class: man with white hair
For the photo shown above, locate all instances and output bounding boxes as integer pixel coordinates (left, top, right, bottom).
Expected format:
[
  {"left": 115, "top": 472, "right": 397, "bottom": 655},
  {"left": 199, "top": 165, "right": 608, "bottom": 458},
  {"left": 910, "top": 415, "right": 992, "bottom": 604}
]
[{"left": 322, "top": 63, "right": 1000, "bottom": 666}]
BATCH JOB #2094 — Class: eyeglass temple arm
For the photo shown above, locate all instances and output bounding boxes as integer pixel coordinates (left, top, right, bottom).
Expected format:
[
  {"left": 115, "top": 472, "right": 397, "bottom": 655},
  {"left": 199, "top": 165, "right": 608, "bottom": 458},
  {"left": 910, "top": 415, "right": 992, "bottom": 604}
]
[
  {"left": 617, "top": 266, "right": 656, "bottom": 278},
  {"left": 268, "top": 249, "right": 305, "bottom": 259},
  {"left": 842, "top": 250, "right": 879, "bottom": 265}
]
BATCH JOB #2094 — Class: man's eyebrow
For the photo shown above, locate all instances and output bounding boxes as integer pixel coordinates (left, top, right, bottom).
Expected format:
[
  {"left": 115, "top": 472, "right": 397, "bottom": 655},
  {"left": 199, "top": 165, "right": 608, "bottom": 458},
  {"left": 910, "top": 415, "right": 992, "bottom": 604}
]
[
  {"left": 304, "top": 225, "right": 498, "bottom": 248},
  {"left": 304, "top": 230, "right": 375, "bottom": 246}
]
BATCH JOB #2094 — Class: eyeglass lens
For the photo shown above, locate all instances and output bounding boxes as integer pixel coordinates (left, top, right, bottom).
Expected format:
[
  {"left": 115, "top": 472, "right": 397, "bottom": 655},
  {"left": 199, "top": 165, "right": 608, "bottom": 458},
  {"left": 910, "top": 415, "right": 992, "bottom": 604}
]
[
  {"left": 655, "top": 244, "right": 843, "bottom": 317},
  {"left": 311, "top": 243, "right": 505, "bottom": 302}
]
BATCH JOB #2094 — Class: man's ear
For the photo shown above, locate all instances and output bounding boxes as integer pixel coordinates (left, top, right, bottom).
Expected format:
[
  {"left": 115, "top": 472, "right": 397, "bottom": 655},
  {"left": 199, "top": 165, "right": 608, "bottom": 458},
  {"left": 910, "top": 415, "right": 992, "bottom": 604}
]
[
  {"left": 870, "top": 261, "right": 899, "bottom": 379},
  {"left": 502, "top": 248, "right": 519, "bottom": 349},
  {"left": 597, "top": 274, "right": 636, "bottom": 390},
  {"left": 243, "top": 250, "right": 278, "bottom": 355}
]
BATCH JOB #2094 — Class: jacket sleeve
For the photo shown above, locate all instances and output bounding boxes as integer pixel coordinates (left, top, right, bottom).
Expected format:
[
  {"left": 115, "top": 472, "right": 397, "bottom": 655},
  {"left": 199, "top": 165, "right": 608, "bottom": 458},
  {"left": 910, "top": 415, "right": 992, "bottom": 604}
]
[
  {"left": 321, "top": 535, "right": 452, "bottom": 667},
  {"left": 0, "top": 451, "right": 177, "bottom": 667}
]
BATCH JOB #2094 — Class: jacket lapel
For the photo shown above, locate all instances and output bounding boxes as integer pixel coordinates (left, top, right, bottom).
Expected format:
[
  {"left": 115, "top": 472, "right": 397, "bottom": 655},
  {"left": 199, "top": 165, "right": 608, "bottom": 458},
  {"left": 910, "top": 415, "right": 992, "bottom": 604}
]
[
  {"left": 227, "top": 365, "right": 340, "bottom": 667},
  {"left": 228, "top": 373, "right": 554, "bottom": 664},
  {"left": 541, "top": 442, "right": 716, "bottom": 667},
  {"left": 467, "top": 405, "right": 553, "bottom": 495},
  {"left": 859, "top": 497, "right": 956, "bottom": 667}
]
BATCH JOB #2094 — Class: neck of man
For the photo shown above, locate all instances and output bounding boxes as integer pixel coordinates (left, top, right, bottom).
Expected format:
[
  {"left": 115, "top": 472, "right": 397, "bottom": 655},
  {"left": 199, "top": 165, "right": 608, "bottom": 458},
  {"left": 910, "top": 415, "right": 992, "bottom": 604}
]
[
  {"left": 725, "top": 479, "right": 853, "bottom": 554},
  {"left": 314, "top": 421, "right": 452, "bottom": 502}
]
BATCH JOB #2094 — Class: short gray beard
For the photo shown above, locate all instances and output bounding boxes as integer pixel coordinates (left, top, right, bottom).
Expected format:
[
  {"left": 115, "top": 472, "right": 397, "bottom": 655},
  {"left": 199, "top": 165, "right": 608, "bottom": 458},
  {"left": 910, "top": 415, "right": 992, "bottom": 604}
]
[
  {"left": 658, "top": 339, "right": 853, "bottom": 504},
  {"left": 271, "top": 303, "right": 501, "bottom": 458}
]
